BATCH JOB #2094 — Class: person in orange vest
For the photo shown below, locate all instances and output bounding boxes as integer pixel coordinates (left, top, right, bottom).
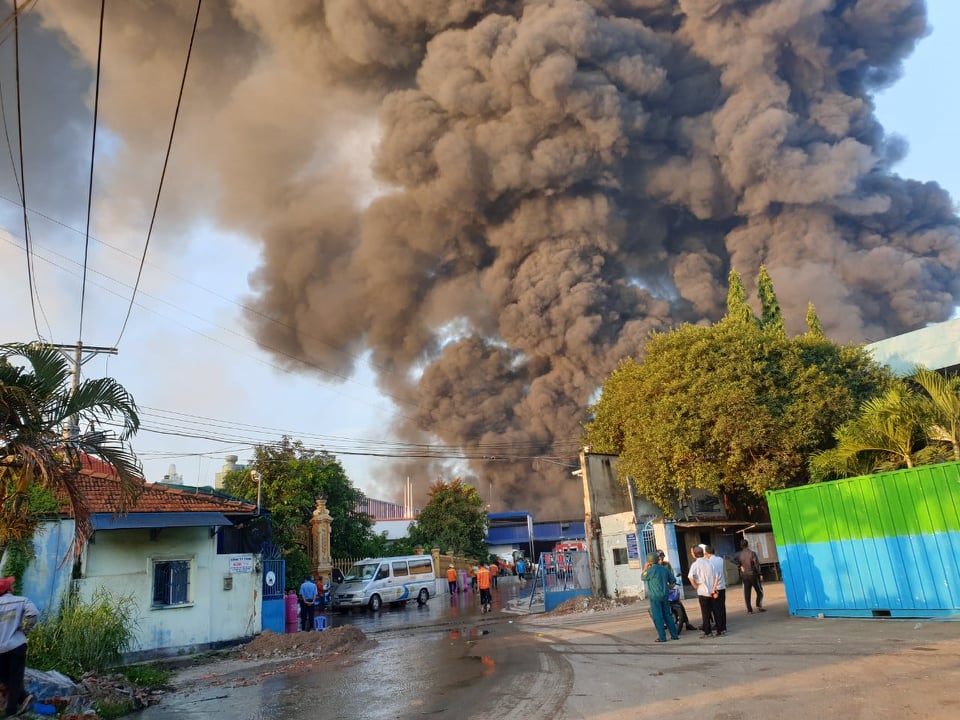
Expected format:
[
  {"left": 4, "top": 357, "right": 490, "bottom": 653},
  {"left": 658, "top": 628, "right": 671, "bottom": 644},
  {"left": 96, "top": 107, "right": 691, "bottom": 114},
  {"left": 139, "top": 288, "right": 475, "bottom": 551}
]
[
  {"left": 489, "top": 559, "right": 500, "bottom": 589},
  {"left": 446, "top": 564, "right": 458, "bottom": 595},
  {"left": 477, "top": 563, "right": 492, "bottom": 613}
]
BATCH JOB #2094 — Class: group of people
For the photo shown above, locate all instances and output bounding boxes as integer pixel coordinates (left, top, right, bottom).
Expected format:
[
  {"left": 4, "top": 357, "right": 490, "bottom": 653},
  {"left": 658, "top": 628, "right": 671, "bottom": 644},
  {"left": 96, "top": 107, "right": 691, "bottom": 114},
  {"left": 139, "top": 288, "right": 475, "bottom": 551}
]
[
  {"left": 445, "top": 562, "right": 497, "bottom": 612},
  {"left": 297, "top": 575, "right": 330, "bottom": 632},
  {"left": 643, "top": 539, "right": 765, "bottom": 642}
]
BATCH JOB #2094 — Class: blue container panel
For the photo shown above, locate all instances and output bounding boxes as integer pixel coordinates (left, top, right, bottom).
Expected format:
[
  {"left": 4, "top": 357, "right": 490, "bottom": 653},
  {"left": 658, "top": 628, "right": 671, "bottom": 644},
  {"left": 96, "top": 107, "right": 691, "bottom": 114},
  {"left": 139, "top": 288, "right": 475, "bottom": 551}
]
[{"left": 780, "top": 532, "right": 960, "bottom": 618}]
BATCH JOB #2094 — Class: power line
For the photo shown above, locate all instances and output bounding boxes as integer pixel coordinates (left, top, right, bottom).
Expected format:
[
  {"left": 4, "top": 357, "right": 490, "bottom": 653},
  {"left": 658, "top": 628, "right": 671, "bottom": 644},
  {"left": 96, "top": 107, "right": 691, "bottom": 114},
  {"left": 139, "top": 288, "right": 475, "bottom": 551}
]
[
  {"left": 114, "top": 0, "right": 202, "bottom": 347},
  {"left": 0, "top": 233, "right": 416, "bottom": 415},
  {"left": 79, "top": 0, "right": 106, "bottom": 341},
  {"left": 12, "top": 0, "right": 43, "bottom": 340},
  {"left": 0, "top": 190, "right": 386, "bottom": 376}
]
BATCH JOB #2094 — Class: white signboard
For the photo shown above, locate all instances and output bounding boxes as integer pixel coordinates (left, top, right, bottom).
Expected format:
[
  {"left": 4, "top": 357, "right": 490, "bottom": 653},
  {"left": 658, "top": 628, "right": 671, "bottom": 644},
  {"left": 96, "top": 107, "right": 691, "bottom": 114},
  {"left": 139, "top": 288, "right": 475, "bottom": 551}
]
[{"left": 229, "top": 554, "right": 254, "bottom": 574}]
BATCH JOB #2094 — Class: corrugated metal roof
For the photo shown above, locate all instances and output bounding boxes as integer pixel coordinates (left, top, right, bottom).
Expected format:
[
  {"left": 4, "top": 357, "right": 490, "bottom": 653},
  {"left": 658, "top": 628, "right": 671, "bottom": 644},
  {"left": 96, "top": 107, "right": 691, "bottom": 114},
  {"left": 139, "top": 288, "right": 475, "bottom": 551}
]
[{"left": 91, "top": 512, "right": 232, "bottom": 530}]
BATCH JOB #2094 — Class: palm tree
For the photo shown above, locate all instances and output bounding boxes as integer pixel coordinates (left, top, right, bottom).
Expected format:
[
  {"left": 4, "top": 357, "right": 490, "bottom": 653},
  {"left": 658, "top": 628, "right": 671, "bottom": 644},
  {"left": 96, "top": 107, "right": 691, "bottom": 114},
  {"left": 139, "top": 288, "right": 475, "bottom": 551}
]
[
  {"left": 912, "top": 366, "right": 960, "bottom": 461},
  {"left": 809, "top": 381, "right": 934, "bottom": 480},
  {"left": 0, "top": 342, "right": 142, "bottom": 555}
]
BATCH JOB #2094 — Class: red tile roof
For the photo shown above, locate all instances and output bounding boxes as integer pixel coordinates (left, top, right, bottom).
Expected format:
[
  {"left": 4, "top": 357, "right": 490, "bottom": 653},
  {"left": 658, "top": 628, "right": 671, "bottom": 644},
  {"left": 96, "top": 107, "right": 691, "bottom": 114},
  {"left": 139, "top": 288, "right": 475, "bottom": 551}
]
[{"left": 72, "top": 455, "right": 256, "bottom": 516}]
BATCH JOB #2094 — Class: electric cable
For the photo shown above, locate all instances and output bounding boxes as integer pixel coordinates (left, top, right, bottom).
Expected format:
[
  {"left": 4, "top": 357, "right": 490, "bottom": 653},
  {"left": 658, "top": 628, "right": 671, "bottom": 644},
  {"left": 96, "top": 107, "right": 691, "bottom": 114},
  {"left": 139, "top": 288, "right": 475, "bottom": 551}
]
[
  {"left": 12, "top": 0, "right": 44, "bottom": 340},
  {"left": 114, "top": 0, "right": 202, "bottom": 347},
  {"left": 79, "top": 0, "right": 106, "bottom": 341}
]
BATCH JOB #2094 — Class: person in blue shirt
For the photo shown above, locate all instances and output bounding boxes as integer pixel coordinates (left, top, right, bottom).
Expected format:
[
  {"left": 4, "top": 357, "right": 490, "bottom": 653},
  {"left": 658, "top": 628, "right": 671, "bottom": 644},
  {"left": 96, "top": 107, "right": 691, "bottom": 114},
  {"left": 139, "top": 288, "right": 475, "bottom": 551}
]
[{"left": 298, "top": 576, "right": 319, "bottom": 631}]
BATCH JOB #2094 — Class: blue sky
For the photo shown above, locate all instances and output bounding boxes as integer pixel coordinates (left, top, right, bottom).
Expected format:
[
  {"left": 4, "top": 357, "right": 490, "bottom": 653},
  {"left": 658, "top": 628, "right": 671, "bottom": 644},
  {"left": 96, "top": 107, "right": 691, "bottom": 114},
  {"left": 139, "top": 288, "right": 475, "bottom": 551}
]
[{"left": 1, "top": 1, "right": 958, "bottom": 502}]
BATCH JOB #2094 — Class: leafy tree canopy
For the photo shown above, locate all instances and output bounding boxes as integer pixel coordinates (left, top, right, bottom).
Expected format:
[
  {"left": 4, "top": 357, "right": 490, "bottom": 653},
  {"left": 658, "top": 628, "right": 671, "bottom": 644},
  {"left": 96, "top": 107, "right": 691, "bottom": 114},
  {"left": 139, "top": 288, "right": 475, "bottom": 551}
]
[
  {"left": 584, "top": 272, "right": 891, "bottom": 517},
  {"left": 0, "top": 342, "right": 141, "bottom": 555},
  {"left": 222, "top": 437, "right": 376, "bottom": 586},
  {"left": 408, "top": 478, "right": 487, "bottom": 558}
]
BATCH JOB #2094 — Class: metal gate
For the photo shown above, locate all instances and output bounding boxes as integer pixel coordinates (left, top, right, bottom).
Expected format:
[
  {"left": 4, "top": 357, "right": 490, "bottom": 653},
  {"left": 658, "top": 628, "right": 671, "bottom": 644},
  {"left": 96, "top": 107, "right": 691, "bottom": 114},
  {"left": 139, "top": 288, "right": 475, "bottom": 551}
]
[
  {"left": 261, "top": 542, "right": 286, "bottom": 633},
  {"left": 641, "top": 520, "right": 657, "bottom": 559}
]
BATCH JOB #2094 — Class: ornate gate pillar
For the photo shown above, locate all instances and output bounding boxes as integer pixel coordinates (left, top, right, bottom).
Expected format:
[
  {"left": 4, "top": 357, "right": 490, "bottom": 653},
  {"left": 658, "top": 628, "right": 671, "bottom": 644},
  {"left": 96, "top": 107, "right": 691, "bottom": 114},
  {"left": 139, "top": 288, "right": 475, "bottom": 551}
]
[{"left": 312, "top": 496, "right": 333, "bottom": 583}]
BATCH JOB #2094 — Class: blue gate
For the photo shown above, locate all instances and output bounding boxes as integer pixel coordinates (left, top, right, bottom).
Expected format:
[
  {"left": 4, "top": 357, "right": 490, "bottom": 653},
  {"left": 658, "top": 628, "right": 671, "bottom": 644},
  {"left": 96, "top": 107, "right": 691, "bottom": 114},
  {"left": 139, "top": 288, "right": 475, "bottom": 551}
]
[{"left": 260, "top": 543, "right": 286, "bottom": 634}]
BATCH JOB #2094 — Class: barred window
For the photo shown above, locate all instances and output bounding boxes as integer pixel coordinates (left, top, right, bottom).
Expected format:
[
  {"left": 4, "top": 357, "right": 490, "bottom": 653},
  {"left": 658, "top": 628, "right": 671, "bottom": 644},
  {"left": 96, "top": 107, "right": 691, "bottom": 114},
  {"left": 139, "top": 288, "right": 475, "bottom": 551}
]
[
  {"left": 612, "top": 548, "right": 628, "bottom": 566},
  {"left": 153, "top": 560, "right": 191, "bottom": 607}
]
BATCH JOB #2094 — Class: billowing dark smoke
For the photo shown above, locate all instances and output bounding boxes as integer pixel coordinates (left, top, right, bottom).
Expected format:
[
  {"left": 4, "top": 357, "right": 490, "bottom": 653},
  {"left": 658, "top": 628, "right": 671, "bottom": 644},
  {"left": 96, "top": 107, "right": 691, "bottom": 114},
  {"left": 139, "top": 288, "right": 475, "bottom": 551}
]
[{"left": 25, "top": 1, "right": 960, "bottom": 517}]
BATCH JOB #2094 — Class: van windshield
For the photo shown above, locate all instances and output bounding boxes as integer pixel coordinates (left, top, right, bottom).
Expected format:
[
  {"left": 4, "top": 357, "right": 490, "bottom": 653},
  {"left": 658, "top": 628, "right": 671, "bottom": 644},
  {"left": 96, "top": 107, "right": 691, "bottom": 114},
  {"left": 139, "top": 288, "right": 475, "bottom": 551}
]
[{"left": 343, "top": 563, "right": 378, "bottom": 582}]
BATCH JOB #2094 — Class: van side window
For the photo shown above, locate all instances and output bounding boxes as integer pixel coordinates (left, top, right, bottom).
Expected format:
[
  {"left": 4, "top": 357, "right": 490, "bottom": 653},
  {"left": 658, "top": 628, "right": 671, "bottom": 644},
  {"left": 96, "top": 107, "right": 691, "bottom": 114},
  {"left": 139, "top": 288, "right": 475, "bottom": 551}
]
[
  {"left": 392, "top": 561, "right": 409, "bottom": 577},
  {"left": 408, "top": 558, "right": 433, "bottom": 575},
  {"left": 376, "top": 565, "right": 390, "bottom": 581}
]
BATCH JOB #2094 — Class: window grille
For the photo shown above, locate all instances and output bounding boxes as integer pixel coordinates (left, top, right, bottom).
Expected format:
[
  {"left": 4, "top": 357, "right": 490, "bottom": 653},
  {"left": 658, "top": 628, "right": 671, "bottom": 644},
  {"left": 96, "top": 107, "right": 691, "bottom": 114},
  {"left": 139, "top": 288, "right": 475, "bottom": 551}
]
[{"left": 153, "top": 560, "right": 190, "bottom": 607}]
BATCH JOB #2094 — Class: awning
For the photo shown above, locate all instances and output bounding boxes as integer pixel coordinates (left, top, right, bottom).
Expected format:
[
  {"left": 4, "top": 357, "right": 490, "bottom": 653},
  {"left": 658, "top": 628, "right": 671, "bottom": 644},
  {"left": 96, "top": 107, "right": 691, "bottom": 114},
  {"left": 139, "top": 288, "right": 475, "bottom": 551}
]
[
  {"left": 673, "top": 520, "right": 758, "bottom": 529},
  {"left": 91, "top": 512, "right": 233, "bottom": 530}
]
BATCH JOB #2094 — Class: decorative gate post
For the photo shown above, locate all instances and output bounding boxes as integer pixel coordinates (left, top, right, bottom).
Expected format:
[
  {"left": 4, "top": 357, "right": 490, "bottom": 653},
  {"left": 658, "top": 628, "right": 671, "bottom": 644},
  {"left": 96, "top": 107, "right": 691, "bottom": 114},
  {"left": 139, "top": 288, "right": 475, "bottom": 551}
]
[{"left": 312, "top": 496, "right": 333, "bottom": 583}]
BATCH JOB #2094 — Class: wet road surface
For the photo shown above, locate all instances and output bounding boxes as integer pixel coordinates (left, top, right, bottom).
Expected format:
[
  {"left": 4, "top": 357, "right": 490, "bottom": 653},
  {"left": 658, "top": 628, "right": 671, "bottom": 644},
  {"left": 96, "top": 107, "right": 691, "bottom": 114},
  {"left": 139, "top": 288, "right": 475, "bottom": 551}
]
[{"left": 137, "top": 577, "right": 555, "bottom": 720}]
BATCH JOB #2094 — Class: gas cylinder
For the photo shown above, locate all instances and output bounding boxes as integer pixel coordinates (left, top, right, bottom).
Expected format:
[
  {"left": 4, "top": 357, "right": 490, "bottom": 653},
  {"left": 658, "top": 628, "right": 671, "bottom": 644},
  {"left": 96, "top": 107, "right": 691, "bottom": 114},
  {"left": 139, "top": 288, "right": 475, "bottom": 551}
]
[{"left": 285, "top": 590, "right": 299, "bottom": 633}]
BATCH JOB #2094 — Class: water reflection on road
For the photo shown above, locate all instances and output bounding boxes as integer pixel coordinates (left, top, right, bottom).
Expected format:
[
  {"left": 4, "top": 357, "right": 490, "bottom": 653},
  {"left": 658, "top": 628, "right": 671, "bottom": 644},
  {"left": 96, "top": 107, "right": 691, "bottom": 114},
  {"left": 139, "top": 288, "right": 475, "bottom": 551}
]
[
  {"left": 326, "top": 574, "right": 533, "bottom": 633},
  {"left": 137, "top": 577, "right": 538, "bottom": 719}
]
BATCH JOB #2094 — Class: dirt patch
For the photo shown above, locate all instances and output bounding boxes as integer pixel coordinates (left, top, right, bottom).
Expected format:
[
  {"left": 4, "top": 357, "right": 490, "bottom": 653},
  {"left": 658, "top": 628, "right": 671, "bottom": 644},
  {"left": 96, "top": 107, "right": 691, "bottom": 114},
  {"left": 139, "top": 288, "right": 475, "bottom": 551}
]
[
  {"left": 234, "top": 626, "right": 368, "bottom": 660},
  {"left": 546, "top": 594, "right": 640, "bottom": 616}
]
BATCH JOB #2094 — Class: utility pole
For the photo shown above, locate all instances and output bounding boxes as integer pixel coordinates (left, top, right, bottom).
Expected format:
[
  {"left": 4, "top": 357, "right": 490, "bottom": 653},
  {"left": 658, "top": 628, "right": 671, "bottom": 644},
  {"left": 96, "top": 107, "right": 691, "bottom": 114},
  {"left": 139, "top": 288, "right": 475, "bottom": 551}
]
[{"left": 47, "top": 341, "right": 118, "bottom": 442}]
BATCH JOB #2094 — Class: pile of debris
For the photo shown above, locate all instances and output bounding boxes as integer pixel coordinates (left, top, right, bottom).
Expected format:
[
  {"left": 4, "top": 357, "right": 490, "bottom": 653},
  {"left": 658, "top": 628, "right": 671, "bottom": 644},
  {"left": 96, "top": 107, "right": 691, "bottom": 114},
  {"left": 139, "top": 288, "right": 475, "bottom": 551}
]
[
  {"left": 547, "top": 594, "right": 639, "bottom": 616},
  {"left": 235, "top": 625, "right": 368, "bottom": 660},
  {"left": 2, "top": 669, "right": 155, "bottom": 718}
]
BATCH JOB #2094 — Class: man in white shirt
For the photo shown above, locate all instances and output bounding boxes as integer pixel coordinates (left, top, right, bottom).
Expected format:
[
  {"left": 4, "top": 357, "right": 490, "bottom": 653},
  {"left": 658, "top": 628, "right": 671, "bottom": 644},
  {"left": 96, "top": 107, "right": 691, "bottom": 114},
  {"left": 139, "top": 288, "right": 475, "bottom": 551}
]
[
  {"left": 687, "top": 546, "right": 720, "bottom": 638},
  {"left": 704, "top": 546, "right": 727, "bottom": 635}
]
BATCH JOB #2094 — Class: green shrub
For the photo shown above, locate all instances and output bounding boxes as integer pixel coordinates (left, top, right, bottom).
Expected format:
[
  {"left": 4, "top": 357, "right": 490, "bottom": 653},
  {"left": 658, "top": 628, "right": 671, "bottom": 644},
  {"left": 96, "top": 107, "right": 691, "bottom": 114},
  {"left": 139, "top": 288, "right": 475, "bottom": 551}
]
[
  {"left": 27, "top": 587, "right": 139, "bottom": 677},
  {"left": 93, "top": 700, "right": 133, "bottom": 720},
  {"left": 118, "top": 664, "right": 171, "bottom": 689}
]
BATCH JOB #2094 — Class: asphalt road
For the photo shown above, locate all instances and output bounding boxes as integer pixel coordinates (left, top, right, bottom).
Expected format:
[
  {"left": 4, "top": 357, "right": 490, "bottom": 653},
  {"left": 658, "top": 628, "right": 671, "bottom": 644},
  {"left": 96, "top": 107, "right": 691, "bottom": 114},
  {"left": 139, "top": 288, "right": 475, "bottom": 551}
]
[{"left": 138, "top": 582, "right": 960, "bottom": 719}]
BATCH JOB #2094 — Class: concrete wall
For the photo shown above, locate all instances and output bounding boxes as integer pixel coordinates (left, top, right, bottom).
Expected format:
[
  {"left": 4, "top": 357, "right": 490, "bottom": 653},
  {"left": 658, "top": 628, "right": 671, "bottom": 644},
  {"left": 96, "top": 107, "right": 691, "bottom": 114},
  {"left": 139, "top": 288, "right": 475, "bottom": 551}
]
[
  {"left": 599, "top": 512, "right": 646, "bottom": 599},
  {"left": 15, "top": 521, "right": 261, "bottom": 658}
]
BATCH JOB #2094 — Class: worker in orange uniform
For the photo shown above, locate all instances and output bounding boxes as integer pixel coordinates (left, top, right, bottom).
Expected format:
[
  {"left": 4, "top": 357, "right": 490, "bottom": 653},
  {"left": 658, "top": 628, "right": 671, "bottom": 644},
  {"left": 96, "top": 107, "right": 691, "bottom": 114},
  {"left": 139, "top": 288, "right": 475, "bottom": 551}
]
[
  {"left": 489, "top": 560, "right": 500, "bottom": 589},
  {"left": 446, "top": 564, "right": 458, "bottom": 595},
  {"left": 477, "top": 563, "right": 492, "bottom": 613}
]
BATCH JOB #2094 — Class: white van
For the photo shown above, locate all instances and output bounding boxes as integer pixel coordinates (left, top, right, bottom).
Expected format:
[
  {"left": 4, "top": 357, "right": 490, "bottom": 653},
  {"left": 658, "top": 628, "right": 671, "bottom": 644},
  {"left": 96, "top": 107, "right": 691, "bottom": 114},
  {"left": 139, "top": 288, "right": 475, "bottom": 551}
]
[{"left": 330, "top": 555, "right": 435, "bottom": 612}]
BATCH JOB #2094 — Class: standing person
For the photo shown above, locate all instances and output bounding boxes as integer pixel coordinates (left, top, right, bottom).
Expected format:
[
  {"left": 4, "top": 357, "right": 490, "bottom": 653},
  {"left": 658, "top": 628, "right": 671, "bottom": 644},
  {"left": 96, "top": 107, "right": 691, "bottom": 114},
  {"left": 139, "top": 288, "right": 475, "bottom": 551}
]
[
  {"left": 446, "top": 564, "right": 459, "bottom": 595},
  {"left": 658, "top": 550, "right": 695, "bottom": 632},
  {"left": 642, "top": 552, "right": 680, "bottom": 642},
  {"left": 688, "top": 546, "right": 720, "bottom": 638},
  {"left": 516, "top": 558, "right": 526, "bottom": 583},
  {"left": 298, "top": 575, "right": 318, "bottom": 632},
  {"left": 0, "top": 576, "right": 38, "bottom": 717},
  {"left": 704, "top": 546, "right": 727, "bottom": 635},
  {"left": 477, "top": 563, "right": 492, "bottom": 613},
  {"left": 735, "top": 539, "right": 765, "bottom": 613},
  {"left": 490, "top": 560, "right": 499, "bottom": 589}
]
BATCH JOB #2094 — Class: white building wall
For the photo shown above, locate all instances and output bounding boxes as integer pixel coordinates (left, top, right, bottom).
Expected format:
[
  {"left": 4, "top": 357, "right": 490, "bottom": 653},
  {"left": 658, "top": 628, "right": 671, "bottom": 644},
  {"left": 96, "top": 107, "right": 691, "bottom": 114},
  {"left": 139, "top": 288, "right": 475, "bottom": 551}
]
[
  {"left": 75, "top": 526, "right": 260, "bottom": 655},
  {"left": 599, "top": 512, "right": 646, "bottom": 599}
]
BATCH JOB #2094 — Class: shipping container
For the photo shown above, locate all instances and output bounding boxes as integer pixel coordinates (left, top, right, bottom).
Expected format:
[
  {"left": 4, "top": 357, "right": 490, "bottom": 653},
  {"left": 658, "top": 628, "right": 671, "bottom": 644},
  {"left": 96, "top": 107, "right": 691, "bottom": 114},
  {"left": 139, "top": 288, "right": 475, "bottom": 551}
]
[{"left": 767, "top": 462, "right": 960, "bottom": 618}]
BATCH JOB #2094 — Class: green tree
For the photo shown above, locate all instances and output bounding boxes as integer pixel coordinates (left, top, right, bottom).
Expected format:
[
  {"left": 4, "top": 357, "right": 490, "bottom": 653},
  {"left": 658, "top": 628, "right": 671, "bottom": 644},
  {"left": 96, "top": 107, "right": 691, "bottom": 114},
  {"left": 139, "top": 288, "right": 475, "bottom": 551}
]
[
  {"left": 725, "top": 269, "right": 755, "bottom": 326},
  {"left": 757, "top": 265, "right": 785, "bottom": 338},
  {"left": 912, "top": 366, "right": 960, "bottom": 461},
  {"left": 221, "top": 437, "right": 376, "bottom": 588},
  {"left": 0, "top": 342, "right": 141, "bottom": 556},
  {"left": 809, "top": 381, "right": 937, "bottom": 479},
  {"left": 408, "top": 478, "right": 487, "bottom": 558},
  {"left": 805, "top": 302, "right": 824, "bottom": 338},
  {"left": 585, "top": 282, "right": 890, "bottom": 517}
]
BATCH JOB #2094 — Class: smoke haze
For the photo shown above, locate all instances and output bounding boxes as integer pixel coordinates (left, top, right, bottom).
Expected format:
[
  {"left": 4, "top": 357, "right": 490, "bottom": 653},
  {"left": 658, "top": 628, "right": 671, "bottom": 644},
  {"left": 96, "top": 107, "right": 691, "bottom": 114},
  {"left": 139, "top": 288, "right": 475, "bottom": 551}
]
[{"left": 10, "top": 0, "right": 960, "bottom": 517}]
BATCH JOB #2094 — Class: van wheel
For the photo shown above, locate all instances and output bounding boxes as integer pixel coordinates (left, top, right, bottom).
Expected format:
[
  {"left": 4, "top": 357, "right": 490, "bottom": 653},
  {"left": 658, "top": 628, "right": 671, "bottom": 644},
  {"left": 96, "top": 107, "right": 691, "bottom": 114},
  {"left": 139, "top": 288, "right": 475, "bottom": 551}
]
[
  {"left": 417, "top": 588, "right": 429, "bottom": 606},
  {"left": 369, "top": 594, "right": 382, "bottom": 612}
]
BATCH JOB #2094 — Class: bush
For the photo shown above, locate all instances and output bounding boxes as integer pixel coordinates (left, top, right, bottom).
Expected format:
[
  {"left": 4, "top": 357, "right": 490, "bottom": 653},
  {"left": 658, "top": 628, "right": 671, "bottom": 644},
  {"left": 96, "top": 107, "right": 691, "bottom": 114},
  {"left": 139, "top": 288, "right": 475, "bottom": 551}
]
[
  {"left": 27, "top": 587, "right": 139, "bottom": 677},
  {"left": 118, "top": 664, "right": 171, "bottom": 689}
]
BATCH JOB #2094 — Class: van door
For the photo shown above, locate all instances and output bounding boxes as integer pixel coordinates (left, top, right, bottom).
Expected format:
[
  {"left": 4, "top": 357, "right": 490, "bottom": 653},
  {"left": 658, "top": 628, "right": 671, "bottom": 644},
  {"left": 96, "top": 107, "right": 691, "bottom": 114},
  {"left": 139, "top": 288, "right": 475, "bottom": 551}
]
[{"left": 392, "top": 560, "right": 410, "bottom": 601}]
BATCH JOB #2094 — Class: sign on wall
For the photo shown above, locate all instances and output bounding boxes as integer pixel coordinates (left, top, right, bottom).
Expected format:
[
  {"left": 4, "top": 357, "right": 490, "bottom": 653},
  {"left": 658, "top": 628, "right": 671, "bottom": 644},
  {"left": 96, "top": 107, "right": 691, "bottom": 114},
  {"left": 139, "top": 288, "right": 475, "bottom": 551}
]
[
  {"left": 229, "top": 554, "right": 254, "bottom": 574},
  {"left": 744, "top": 533, "right": 778, "bottom": 563},
  {"left": 626, "top": 532, "right": 641, "bottom": 569}
]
